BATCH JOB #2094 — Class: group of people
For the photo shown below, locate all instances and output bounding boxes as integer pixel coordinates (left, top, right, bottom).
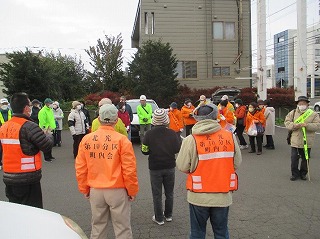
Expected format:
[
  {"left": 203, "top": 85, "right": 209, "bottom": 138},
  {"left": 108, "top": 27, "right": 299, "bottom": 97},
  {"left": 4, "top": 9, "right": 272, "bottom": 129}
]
[{"left": 1, "top": 91, "right": 320, "bottom": 239}]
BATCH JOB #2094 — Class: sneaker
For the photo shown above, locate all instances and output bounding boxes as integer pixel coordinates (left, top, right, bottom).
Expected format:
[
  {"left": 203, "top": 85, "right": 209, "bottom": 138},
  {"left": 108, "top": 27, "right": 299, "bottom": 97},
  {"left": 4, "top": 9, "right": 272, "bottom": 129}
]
[
  {"left": 152, "top": 215, "right": 164, "bottom": 225},
  {"left": 164, "top": 215, "right": 172, "bottom": 222},
  {"left": 45, "top": 159, "right": 53, "bottom": 163},
  {"left": 239, "top": 145, "right": 249, "bottom": 150}
]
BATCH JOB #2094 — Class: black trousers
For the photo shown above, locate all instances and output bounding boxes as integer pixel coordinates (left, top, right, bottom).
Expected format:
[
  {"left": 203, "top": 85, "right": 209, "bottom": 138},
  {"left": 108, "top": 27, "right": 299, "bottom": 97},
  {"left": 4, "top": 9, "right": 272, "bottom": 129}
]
[
  {"left": 53, "top": 130, "right": 62, "bottom": 145},
  {"left": 185, "top": 124, "right": 194, "bottom": 136},
  {"left": 249, "top": 135, "right": 263, "bottom": 152},
  {"left": 291, "top": 147, "right": 310, "bottom": 178},
  {"left": 265, "top": 135, "right": 274, "bottom": 147},
  {"left": 73, "top": 134, "right": 85, "bottom": 158},
  {"left": 5, "top": 182, "right": 43, "bottom": 209},
  {"left": 235, "top": 124, "right": 247, "bottom": 145},
  {"left": 43, "top": 149, "right": 53, "bottom": 160}
]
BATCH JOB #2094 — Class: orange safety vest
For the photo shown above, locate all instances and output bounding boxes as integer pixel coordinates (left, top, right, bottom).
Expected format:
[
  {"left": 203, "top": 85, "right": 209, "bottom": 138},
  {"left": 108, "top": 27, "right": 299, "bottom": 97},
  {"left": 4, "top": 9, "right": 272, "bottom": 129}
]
[
  {"left": 187, "top": 129, "right": 238, "bottom": 193},
  {"left": 0, "top": 117, "right": 42, "bottom": 173}
]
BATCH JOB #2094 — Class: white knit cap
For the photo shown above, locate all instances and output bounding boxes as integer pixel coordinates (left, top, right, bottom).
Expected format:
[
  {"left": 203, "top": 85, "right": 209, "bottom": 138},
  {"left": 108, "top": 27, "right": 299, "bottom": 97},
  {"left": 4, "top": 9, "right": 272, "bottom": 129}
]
[{"left": 152, "top": 108, "right": 169, "bottom": 126}]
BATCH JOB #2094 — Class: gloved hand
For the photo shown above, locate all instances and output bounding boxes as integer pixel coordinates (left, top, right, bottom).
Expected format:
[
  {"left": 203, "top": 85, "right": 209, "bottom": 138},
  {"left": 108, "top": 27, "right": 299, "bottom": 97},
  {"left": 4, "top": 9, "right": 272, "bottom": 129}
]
[
  {"left": 220, "top": 115, "right": 226, "bottom": 121},
  {"left": 143, "top": 118, "right": 148, "bottom": 122}
]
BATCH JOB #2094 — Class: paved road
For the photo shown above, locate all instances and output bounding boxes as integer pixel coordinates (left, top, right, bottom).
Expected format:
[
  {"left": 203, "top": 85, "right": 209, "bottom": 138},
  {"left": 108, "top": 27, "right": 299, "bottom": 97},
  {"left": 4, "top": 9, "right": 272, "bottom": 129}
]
[{"left": 1, "top": 127, "right": 320, "bottom": 238}]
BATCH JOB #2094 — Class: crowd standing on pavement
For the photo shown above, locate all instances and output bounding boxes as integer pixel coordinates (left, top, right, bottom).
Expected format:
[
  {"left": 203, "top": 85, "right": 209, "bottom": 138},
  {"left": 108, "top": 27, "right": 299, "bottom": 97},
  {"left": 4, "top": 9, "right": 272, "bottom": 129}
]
[{"left": 2, "top": 90, "right": 320, "bottom": 238}]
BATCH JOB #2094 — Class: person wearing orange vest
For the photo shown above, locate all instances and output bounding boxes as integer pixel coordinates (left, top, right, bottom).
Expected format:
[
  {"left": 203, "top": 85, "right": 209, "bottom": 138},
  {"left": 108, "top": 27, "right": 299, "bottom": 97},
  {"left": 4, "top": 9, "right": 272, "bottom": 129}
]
[
  {"left": 0, "top": 98, "right": 13, "bottom": 170},
  {"left": 217, "top": 100, "right": 235, "bottom": 129},
  {"left": 245, "top": 102, "right": 266, "bottom": 155},
  {"left": 168, "top": 102, "right": 184, "bottom": 139},
  {"left": 0, "top": 93, "right": 53, "bottom": 208},
  {"left": 75, "top": 104, "right": 139, "bottom": 239},
  {"left": 176, "top": 103, "right": 242, "bottom": 239},
  {"left": 181, "top": 99, "right": 197, "bottom": 136}
]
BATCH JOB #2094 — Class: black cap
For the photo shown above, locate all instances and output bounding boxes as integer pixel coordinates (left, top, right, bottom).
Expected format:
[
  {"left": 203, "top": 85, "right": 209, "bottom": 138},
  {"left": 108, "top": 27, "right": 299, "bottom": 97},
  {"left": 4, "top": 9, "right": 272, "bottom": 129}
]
[
  {"left": 295, "top": 96, "right": 310, "bottom": 104},
  {"left": 32, "top": 99, "right": 41, "bottom": 104}
]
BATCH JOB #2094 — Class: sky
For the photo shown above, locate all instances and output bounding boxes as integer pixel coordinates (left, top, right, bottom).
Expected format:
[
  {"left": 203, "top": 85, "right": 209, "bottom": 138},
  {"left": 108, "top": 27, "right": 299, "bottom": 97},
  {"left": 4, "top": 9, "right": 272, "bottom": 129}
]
[{"left": 0, "top": 0, "right": 319, "bottom": 71}]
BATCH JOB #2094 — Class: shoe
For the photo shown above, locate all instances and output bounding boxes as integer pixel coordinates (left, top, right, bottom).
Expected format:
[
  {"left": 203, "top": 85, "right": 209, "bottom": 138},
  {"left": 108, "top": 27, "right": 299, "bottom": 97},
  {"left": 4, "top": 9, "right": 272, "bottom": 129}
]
[
  {"left": 263, "top": 145, "right": 269, "bottom": 148},
  {"left": 248, "top": 150, "right": 255, "bottom": 153},
  {"left": 164, "top": 215, "right": 172, "bottom": 222},
  {"left": 239, "top": 145, "right": 248, "bottom": 150},
  {"left": 45, "top": 159, "right": 53, "bottom": 163},
  {"left": 152, "top": 215, "right": 164, "bottom": 225},
  {"left": 57, "top": 143, "right": 61, "bottom": 147},
  {"left": 301, "top": 175, "right": 307, "bottom": 180},
  {"left": 256, "top": 151, "right": 262, "bottom": 155},
  {"left": 0, "top": 165, "right": 2, "bottom": 170},
  {"left": 290, "top": 176, "right": 298, "bottom": 181},
  {"left": 49, "top": 157, "right": 55, "bottom": 160},
  {"left": 266, "top": 146, "right": 275, "bottom": 150}
]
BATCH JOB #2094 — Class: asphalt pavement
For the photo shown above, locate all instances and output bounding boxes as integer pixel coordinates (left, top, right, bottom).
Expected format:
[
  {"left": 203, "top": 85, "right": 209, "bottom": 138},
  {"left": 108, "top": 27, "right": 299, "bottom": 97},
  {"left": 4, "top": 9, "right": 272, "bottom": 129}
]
[{"left": 1, "top": 127, "right": 320, "bottom": 239}]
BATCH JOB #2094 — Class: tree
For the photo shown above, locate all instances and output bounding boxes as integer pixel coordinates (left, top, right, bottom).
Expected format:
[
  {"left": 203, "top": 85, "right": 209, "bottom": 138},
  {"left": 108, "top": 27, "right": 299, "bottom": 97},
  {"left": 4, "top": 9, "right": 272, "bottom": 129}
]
[
  {"left": 129, "top": 40, "right": 179, "bottom": 106},
  {"left": 86, "top": 34, "right": 124, "bottom": 92},
  {"left": 0, "top": 49, "right": 87, "bottom": 101}
]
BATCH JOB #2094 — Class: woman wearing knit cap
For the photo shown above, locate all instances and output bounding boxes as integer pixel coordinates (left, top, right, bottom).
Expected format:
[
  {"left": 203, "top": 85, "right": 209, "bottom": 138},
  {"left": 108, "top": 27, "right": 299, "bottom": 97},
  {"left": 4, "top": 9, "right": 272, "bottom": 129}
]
[{"left": 141, "top": 108, "right": 181, "bottom": 225}]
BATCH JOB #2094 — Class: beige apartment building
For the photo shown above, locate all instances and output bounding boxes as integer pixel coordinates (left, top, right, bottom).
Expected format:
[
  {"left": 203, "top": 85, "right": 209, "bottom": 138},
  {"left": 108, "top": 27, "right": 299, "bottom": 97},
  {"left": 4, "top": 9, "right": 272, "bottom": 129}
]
[{"left": 131, "top": 0, "right": 252, "bottom": 89}]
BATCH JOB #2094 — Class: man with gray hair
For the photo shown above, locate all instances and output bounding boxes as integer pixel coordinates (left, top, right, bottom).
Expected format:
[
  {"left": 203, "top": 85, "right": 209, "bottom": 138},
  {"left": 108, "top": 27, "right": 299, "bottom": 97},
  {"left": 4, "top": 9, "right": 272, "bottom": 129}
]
[
  {"left": 76, "top": 104, "right": 139, "bottom": 239},
  {"left": 176, "top": 103, "right": 242, "bottom": 239}
]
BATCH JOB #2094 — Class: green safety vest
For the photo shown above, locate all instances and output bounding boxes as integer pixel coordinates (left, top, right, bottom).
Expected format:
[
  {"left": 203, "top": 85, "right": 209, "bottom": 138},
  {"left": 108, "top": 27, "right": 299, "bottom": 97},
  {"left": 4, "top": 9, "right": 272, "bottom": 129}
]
[
  {"left": 294, "top": 109, "right": 313, "bottom": 160},
  {"left": 0, "top": 110, "right": 12, "bottom": 125}
]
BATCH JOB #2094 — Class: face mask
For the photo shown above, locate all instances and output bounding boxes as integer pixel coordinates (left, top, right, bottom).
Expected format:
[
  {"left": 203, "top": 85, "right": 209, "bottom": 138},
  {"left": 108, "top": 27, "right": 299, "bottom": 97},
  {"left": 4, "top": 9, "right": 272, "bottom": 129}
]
[
  {"left": 53, "top": 105, "right": 58, "bottom": 110},
  {"left": 1, "top": 105, "right": 8, "bottom": 110},
  {"left": 235, "top": 104, "right": 239, "bottom": 108},
  {"left": 248, "top": 108, "right": 254, "bottom": 113},
  {"left": 80, "top": 104, "right": 84, "bottom": 109},
  {"left": 298, "top": 105, "right": 307, "bottom": 111},
  {"left": 76, "top": 105, "right": 82, "bottom": 110},
  {"left": 170, "top": 107, "right": 173, "bottom": 111},
  {"left": 187, "top": 102, "right": 192, "bottom": 107}
]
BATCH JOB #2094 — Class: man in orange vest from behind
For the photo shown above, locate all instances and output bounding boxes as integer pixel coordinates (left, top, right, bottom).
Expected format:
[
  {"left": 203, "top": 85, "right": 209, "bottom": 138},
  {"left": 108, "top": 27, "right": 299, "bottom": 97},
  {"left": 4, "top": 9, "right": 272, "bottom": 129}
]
[
  {"left": 75, "top": 104, "right": 139, "bottom": 239},
  {"left": 0, "top": 93, "right": 54, "bottom": 208},
  {"left": 177, "top": 103, "right": 242, "bottom": 239}
]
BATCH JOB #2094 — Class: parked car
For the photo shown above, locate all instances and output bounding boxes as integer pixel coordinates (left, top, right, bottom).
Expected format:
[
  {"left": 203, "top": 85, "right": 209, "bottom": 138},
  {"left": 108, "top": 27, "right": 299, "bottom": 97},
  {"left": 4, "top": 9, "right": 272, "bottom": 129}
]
[
  {"left": 211, "top": 87, "right": 241, "bottom": 105},
  {"left": 126, "top": 99, "right": 159, "bottom": 141},
  {"left": 0, "top": 201, "right": 87, "bottom": 239}
]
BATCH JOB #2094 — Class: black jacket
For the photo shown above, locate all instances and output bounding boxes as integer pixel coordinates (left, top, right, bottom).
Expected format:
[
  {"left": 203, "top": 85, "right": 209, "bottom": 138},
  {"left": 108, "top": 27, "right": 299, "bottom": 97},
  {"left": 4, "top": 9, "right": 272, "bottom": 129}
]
[
  {"left": 30, "top": 106, "right": 40, "bottom": 125},
  {"left": 142, "top": 126, "right": 181, "bottom": 170},
  {"left": 1, "top": 114, "right": 54, "bottom": 185}
]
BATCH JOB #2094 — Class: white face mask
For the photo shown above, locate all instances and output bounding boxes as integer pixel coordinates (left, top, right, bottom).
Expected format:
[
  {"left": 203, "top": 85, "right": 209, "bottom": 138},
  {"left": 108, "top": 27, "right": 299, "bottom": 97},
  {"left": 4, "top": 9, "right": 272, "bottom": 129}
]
[
  {"left": 235, "top": 104, "right": 239, "bottom": 108},
  {"left": 1, "top": 105, "right": 8, "bottom": 110},
  {"left": 76, "top": 105, "right": 82, "bottom": 110},
  {"left": 298, "top": 105, "right": 307, "bottom": 111}
]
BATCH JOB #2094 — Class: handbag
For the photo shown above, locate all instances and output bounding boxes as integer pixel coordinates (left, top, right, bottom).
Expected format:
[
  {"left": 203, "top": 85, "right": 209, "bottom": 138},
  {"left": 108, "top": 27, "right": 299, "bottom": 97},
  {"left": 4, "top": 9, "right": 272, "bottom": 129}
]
[
  {"left": 255, "top": 122, "right": 265, "bottom": 136},
  {"left": 247, "top": 122, "right": 257, "bottom": 136}
]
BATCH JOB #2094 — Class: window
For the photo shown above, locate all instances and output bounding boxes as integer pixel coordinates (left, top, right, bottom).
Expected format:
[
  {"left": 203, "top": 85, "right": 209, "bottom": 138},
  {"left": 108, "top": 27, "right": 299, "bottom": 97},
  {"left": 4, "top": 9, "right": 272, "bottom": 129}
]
[
  {"left": 212, "top": 67, "right": 230, "bottom": 76},
  {"left": 278, "top": 36, "right": 284, "bottom": 43},
  {"left": 213, "top": 22, "right": 235, "bottom": 40},
  {"left": 316, "top": 37, "right": 320, "bottom": 44},
  {"left": 315, "top": 49, "right": 320, "bottom": 56},
  {"left": 176, "top": 61, "right": 197, "bottom": 78},
  {"left": 213, "top": 22, "right": 223, "bottom": 39},
  {"left": 225, "top": 22, "right": 235, "bottom": 40},
  {"left": 151, "top": 12, "right": 155, "bottom": 34},
  {"left": 144, "top": 12, "right": 148, "bottom": 34},
  {"left": 267, "top": 69, "right": 271, "bottom": 77}
]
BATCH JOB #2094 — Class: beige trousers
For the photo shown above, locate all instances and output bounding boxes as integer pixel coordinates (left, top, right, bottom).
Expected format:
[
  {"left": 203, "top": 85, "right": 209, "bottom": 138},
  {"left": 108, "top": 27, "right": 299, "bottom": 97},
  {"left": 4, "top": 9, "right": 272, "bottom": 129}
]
[{"left": 89, "top": 188, "right": 133, "bottom": 239}]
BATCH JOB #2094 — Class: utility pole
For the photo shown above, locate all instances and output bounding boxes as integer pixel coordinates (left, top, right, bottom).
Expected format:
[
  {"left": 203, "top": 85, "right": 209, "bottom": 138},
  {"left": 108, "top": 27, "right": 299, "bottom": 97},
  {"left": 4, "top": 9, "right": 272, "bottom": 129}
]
[
  {"left": 295, "top": 0, "right": 307, "bottom": 99},
  {"left": 257, "top": 0, "right": 267, "bottom": 100}
]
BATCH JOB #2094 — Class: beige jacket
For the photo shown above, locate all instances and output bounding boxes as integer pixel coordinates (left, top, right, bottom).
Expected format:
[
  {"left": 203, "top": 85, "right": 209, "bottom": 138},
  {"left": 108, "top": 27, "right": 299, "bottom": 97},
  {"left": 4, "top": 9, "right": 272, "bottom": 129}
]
[
  {"left": 176, "top": 119, "right": 242, "bottom": 207},
  {"left": 284, "top": 108, "right": 320, "bottom": 148}
]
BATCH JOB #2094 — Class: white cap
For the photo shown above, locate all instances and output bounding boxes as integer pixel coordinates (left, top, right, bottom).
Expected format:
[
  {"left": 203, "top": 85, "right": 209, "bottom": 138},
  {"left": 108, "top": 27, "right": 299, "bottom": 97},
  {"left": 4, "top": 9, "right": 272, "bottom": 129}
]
[
  {"left": 99, "top": 104, "right": 118, "bottom": 124},
  {"left": 140, "top": 95, "right": 147, "bottom": 100},
  {"left": 221, "top": 95, "right": 228, "bottom": 101},
  {"left": 0, "top": 98, "right": 9, "bottom": 104}
]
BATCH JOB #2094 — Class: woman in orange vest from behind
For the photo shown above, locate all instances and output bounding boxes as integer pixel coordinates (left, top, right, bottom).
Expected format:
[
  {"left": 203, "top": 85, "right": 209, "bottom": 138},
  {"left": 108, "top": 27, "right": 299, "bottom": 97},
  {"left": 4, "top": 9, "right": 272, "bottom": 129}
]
[
  {"left": 168, "top": 102, "right": 184, "bottom": 139},
  {"left": 245, "top": 102, "right": 266, "bottom": 155},
  {"left": 217, "top": 100, "right": 235, "bottom": 129}
]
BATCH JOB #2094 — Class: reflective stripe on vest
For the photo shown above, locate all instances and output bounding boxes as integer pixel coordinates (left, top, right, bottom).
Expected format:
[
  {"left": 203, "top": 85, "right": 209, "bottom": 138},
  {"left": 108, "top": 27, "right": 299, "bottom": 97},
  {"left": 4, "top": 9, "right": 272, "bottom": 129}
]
[
  {"left": 187, "top": 129, "right": 238, "bottom": 193},
  {"left": 0, "top": 117, "right": 42, "bottom": 173}
]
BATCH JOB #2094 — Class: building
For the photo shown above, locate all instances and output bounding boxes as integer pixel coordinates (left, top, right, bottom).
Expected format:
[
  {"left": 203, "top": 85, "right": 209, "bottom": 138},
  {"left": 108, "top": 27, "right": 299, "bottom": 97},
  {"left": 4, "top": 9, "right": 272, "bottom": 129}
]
[
  {"left": 274, "top": 24, "right": 320, "bottom": 96},
  {"left": 266, "top": 64, "right": 275, "bottom": 89},
  {"left": 131, "top": 0, "right": 252, "bottom": 89},
  {"left": 273, "top": 29, "right": 296, "bottom": 88}
]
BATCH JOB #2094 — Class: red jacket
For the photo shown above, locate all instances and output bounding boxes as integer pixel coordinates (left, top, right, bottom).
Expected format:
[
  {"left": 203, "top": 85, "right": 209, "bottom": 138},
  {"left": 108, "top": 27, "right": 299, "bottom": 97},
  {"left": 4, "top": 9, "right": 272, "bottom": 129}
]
[{"left": 118, "top": 111, "right": 130, "bottom": 127}]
